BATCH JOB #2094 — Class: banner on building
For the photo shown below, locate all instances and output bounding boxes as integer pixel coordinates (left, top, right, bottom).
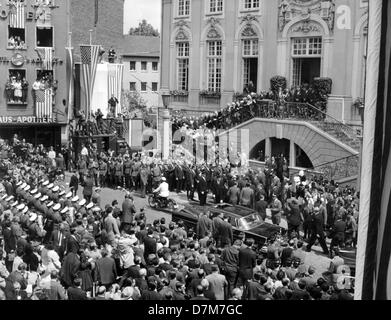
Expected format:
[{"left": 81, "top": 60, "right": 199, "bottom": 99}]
[
  {"left": 66, "top": 47, "right": 74, "bottom": 122},
  {"left": 35, "top": 6, "right": 51, "bottom": 28},
  {"left": 36, "top": 47, "right": 53, "bottom": 70},
  {"left": 108, "top": 63, "right": 124, "bottom": 115},
  {"left": 355, "top": 0, "right": 391, "bottom": 300},
  {"left": 35, "top": 89, "right": 53, "bottom": 119},
  {"left": 9, "top": 1, "right": 25, "bottom": 29},
  {"left": 80, "top": 45, "right": 100, "bottom": 119}
]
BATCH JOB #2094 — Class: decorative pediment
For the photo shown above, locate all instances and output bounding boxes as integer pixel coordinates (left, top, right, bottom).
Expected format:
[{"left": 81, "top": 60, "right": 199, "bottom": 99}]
[
  {"left": 176, "top": 29, "right": 189, "bottom": 41},
  {"left": 278, "top": 0, "right": 336, "bottom": 33},
  {"left": 241, "top": 14, "right": 259, "bottom": 25},
  {"left": 292, "top": 20, "right": 321, "bottom": 34},
  {"left": 207, "top": 27, "right": 221, "bottom": 39},
  {"left": 241, "top": 25, "right": 257, "bottom": 38}
]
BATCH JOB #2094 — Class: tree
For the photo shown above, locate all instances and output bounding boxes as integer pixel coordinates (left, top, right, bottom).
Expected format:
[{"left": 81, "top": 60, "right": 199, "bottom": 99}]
[
  {"left": 122, "top": 90, "right": 148, "bottom": 118},
  {"left": 128, "top": 19, "right": 160, "bottom": 37}
]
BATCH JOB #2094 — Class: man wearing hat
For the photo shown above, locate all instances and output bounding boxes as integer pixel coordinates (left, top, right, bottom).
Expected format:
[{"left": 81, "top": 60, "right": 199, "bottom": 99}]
[
  {"left": 46, "top": 183, "right": 54, "bottom": 200},
  {"left": 83, "top": 174, "right": 94, "bottom": 203},
  {"left": 51, "top": 186, "right": 60, "bottom": 202},
  {"left": 78, "top": 199, "right": 87, "bottom": 216},
  {"left": 28, "top": 212, "right": 45, "bottom": 242}
]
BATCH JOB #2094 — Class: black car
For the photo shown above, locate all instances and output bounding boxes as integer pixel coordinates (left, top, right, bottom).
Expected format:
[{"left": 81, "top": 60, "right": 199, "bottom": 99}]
[{"left": 171, "top": 203, "right": 285, "bottom": 247}]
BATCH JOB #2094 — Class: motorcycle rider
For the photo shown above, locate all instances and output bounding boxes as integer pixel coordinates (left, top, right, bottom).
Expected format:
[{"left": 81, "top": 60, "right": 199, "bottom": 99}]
[{"left": 153, "top": 177, "right": 170, "bottom": 207}]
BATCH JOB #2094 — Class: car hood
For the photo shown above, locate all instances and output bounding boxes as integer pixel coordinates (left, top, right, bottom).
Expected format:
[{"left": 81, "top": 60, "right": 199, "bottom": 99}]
[{"left": 246, "top": 223, "right": 282, "bottom": 239}]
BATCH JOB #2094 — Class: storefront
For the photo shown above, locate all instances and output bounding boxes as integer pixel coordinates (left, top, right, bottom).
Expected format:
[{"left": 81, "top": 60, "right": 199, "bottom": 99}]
[{"left": 0, "top": 116, "right": 63, "bottom": 149}]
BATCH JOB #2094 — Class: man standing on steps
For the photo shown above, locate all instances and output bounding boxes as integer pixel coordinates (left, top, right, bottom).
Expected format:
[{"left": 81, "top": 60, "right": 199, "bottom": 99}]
[
  {"left": 197, "top": 171, "right": 208, "bottom": 206},
  {"left": 306, "top": 202, "right": 329, "bottom": 256}
]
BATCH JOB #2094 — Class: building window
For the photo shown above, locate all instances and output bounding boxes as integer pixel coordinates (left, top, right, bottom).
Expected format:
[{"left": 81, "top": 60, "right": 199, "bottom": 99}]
[
  {"left": 177, "top": 42, "right": 189, "bottom": 91},
  {"left": 130, "top": 61, "right": 136, "bottom": 71},
  {"left": 243, "top": 0, "right": 259, "bottom": 10},
  {"left": 178, "top": 0, "right": 190, "bottom": 16},
  {"left": 152, "top": 82, "right": 158, "bottom": 92},
  {"left": 152, "top": 62, "right": 158, "bottom": 71},
  {"left": 141, "top": 82, "right": 147, "bottom": 92},
  {"left": 8, "top": 27, "right": 26, "bottom": 50},
  {"left": 36, "top": 27, "right": 53, "bottom": 47},
  {"left": 242, "top": 39, "right": 258, "bottom": 92},
  {"left": 6, "top": 69, "right": 27, "bottom": 105},
  {"left": 130, "top": 82, "right": 136, "bottom": 91},
  {"left": 207, "top": 40, "right": 222, "bottom": 92},
  {"left": 292, "top": 37, "right": 322, "bottom": 57},
  {"left": 291, "top": 37, "right": 322, "bottom": 87},
  {"left": 209, "top": 0, "right": 223, "bottom": 13},
  {"left": 141, "top": 61, "right": 147, "bottom": 71}
]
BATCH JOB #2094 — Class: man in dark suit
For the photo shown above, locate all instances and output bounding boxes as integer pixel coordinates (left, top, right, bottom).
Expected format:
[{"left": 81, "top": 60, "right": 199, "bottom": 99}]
[
  {"left": 50, "top": 226, "right": 67, "bottom": 261},
  {"left": 254, "top": 194, "right": 268, "bottom": 221},
  {"left": 174, "top": 163, "right": 184, "bottom": 193},
  {"left": 197, "top": 173, "right": 208, "bottom": 206},
  {"left": 60, "top": 251, "right": 80, "bottom": 289},
  {"left": 67, "top": 278, "right": 89, "bottom": 300},
  {"left": 196, "top": 211, "right": 213, "bottom": 239},
  {"left": 121, "top": 194, "right": 136, "bottom": 233},
  {"left": 306, "top": 203, "right": 329, "bottom": 255},
  {"left": 212, "top": 212, "right": 225, "bottom": 247},
  {"left": 94, "top": 249, "right": 117, "bottom": 288},
  {"left": 190, "top": 285, "right": 210, "bottom": 300},
  {"left": 238, "top": 238, "right": 257, "bottom": 287},
  {"left": 227, "top": 181, "right": 240, "bottom": 205},
  {"left": 143, "top": 229, "right": 157, "bottom": 262}
]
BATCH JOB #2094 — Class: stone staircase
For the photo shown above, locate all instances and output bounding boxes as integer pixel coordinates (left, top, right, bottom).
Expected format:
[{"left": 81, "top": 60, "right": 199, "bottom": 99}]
[{"left": 310, "top": 121, "right": 361, "bottom": 151}]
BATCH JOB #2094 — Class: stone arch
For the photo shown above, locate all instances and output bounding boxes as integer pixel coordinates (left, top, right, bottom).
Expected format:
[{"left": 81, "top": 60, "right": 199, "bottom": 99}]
[
  {"left": 282, "top": 14, "right": 330, "bottom": 39},
  {"left": 222, "top": 119, "right": 357, "bottom": 169},
  {"left": 354, "top": 13, "right": 368, "bottom": 37}
]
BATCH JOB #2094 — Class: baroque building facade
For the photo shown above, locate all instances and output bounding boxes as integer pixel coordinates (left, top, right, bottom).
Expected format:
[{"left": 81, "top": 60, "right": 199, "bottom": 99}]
[{"left": 160, "top": 0, "right": 369, "bottom": 126}]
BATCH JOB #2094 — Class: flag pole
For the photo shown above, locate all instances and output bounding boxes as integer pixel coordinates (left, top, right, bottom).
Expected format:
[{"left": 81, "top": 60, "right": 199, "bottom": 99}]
[{"left": 89, "top": 29, "right": 93, "bottom": 45}]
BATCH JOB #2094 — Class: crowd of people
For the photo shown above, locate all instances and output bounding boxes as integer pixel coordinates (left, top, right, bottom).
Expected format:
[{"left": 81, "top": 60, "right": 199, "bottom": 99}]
[
  {"left": 172, "top": 84, "right": 328, "bottom": 133},
  {"left": 0, "top": 131, "right": 358, "bottom": 300},
  {"left": 5, "top": 74, "right": 29, "bottom": 104},
  {"left": 7, "top": 36, "right": 26, "bottom": 50}
]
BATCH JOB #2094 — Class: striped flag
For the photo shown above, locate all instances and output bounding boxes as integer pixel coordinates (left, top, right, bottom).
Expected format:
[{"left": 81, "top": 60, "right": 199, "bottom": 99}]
[
  {"left": 9, "top": 1, "right": 25, "bottom": 29},
  {"left": 36, "top": 47, "right": 53, "bottom": 70},
  {"left": 35, "top": 89, "right": 53, "bottom": 119},
  {"left": 108, "top": 64, "right": 124, "bottom": 115},
  {"left": 80, "top": 45, "right": 100, "bottom": 119},
  {"left": 65, "top": 47, "right": 74, "bottom": 122},
  {"left": 355, "top": 0, "right": 391, "bottom": 300}
]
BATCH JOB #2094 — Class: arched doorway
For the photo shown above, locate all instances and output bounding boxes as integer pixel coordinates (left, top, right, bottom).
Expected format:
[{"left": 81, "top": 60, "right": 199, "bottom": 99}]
[
  {"left": 250, "top": 139, "right": 265, "bottom": 161},
  {"left": 295, "top": 143, "right": 314, "bottom": 169}
]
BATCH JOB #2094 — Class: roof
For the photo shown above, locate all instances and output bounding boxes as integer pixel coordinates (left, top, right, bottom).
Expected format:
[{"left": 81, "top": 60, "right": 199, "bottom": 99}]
[{"left": 120, "top": 35, "right": 160, "bottom": 58}]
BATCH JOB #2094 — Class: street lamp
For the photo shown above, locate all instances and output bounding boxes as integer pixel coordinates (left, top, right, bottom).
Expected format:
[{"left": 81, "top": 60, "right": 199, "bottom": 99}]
[{"left": 161, "top": 93, "right": 171, "bottom": 109}]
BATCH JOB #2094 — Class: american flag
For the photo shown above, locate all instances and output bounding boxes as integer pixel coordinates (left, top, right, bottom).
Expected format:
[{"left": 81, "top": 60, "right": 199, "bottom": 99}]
[
  {"left": 80, "top": 45, "right": 100, "bottom": 119},
  {"left": 108, "top": 64, "right": 124, "bottom": 115},
  {"left": 35, "top": 89, "right": 53, "bottom": 119},
  {"left": 9, "top": 1, "right": 25, "bottom": 29},
  {"left": 36, "top": 47, "right": 53, "bottom": 70}
]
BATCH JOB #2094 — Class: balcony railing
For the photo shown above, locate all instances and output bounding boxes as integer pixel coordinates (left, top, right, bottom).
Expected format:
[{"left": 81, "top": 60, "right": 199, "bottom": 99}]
[{"left": 170, "top": 94, "right": 189, "bottom": 104}]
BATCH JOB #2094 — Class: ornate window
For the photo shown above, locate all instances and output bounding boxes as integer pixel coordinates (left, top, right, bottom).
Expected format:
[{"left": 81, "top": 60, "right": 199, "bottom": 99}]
[
  {"left": 208, "top": 0, "right": 223, "bottom": 13},
  {"left": 178, "top": 0, "right": 190, "bottom": 17},
  {"left": 207, "top": 40, "right": 222, "bottom": 92},
  {"left": 176, "top": 42, "right": 190, "bottom": 91}
]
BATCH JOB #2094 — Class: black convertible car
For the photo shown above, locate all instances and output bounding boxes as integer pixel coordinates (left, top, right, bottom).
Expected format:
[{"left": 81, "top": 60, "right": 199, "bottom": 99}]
[{"left": 171, "top": 203, "right": 285, "bottom": 247}]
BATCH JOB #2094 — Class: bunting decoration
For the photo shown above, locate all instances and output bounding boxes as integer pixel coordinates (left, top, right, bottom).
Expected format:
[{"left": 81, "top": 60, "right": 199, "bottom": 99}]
[
  {"left": 9, "top": 1, "right": 25, "bottom": 29},
  {"left": 80, "top": 44, "right": 100, "bottom": 119},
  {"left": 35, "top": 47, "right": 53, "bottom": 70},
  {"left": 35, "top": 89, "right": 53, "bottom": 119},
  {"left": 108, "top": 63, "right": 124, "bottom": 115},
  {"left": 355, "top": 0, "right": 391, "bottom": 300},
  {"left": 65, "top": 47, "right": 74, "bottom": 122}
]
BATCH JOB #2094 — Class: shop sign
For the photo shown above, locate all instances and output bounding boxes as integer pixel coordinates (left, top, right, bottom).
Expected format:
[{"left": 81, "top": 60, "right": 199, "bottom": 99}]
[
  {"left": 0, "top": 116, "right": 56, "bottom": 124},
  {"left": 11, "top": 53, "right": 25, "bottom": 67}
]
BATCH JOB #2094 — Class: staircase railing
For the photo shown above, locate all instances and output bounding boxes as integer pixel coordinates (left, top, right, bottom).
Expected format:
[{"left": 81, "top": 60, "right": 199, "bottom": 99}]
[{"left": 310, "top": 154, "right": 360, "bottom": 182}]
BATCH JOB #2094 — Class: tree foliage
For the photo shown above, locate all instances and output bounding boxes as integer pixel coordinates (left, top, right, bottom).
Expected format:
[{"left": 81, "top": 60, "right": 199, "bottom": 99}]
[
  {"left": 122, "top": 90, "right": 147, "bottom": 118},
  {"left": 128, "top": 19, "right": 160, "bottom": 37}
]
